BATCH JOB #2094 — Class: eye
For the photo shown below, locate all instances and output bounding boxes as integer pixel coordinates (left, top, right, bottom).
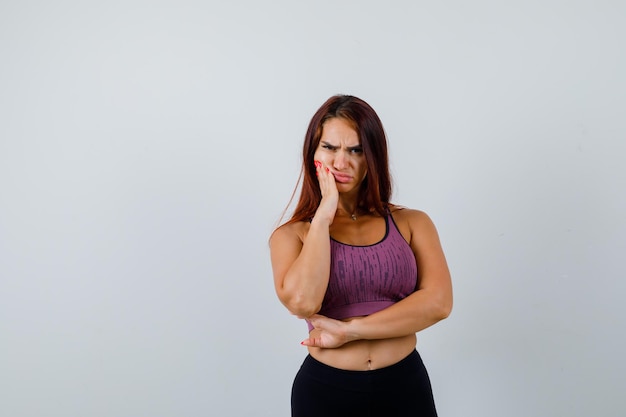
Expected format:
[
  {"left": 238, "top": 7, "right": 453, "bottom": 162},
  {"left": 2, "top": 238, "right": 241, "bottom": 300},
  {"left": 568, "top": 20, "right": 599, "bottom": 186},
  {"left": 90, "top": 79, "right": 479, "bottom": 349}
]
[
  {"left": 350, "top": 148, "right": 363, "bottom": 154},
  {"left": 321, "top": 144, "right": 336, "bottom": 151}
]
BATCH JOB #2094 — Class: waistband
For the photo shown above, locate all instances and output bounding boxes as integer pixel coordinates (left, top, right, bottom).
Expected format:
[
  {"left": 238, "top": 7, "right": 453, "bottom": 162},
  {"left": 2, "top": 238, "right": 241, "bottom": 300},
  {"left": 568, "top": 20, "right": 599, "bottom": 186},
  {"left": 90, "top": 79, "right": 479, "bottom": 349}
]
[{"left": 298, "top": 350, "right": 424, "bottom": 391}]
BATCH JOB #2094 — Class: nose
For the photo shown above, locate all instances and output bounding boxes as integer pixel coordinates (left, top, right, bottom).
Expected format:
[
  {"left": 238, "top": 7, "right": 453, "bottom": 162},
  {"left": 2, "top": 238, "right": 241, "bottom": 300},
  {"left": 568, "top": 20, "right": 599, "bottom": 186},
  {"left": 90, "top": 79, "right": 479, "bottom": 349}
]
[{"left": 333, "top": 151, "right": 349, "bottom": 170}]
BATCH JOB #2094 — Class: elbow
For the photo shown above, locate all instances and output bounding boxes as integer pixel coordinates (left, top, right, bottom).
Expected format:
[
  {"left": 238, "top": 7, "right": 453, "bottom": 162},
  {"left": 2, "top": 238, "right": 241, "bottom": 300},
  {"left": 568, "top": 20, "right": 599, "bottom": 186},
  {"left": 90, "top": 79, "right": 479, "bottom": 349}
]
[
  {"left": 283, "top": 294, "right": 321, "bottom": 318},
  {"left": 433, "top": 294, "right": 453, "bottom": 322},
  {"left": 288, "top": 303, "right": 321, "bottom": 319},
  {"left": 438, "top": 301, "right": 452, "bottom": 320},
  {"left": 293, "top": 306, "right": 321, "bottom": 319}
]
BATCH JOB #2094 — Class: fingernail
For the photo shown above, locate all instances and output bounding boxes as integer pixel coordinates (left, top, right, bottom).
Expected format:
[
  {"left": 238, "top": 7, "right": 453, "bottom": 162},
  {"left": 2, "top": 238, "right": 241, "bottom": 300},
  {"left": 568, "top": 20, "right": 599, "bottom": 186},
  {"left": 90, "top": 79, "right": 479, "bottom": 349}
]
[
  {"left": 325, "top": 167, "right": 330, "bottom": 172},
  {"left": 314, "top": 160, "right": 321, "bottom": 168}
]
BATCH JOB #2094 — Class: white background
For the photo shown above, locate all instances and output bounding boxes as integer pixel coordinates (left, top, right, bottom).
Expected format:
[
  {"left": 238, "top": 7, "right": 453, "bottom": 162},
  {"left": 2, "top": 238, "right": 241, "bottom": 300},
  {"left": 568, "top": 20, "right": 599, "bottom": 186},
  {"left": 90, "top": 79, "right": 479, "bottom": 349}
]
[{"left": 1, "top": 1, "right": 625, "bottom": 416}]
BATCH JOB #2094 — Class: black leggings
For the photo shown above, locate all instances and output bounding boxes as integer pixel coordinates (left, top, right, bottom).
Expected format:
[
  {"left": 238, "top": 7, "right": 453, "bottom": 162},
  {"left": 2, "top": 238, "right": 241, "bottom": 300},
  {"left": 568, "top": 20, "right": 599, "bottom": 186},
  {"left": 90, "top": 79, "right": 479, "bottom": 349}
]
[{"left": 291, "top": 350, "right": 438, "bottom": 417}]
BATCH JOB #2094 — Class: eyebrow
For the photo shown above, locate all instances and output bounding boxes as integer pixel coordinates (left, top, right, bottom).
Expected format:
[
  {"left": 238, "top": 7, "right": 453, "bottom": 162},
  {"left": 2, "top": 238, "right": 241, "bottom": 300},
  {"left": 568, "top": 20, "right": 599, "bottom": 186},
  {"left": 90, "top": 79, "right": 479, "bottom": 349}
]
[{"left": 321, "top": 141, "right": 362, "bottom": 151}]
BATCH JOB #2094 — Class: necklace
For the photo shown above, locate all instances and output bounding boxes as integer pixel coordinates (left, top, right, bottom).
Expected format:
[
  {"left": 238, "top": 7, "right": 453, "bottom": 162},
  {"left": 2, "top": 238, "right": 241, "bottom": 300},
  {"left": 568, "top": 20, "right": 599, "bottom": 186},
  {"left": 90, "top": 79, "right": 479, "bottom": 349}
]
[{"left": 338, "top": 207, "right": 358, "bottom": 221}]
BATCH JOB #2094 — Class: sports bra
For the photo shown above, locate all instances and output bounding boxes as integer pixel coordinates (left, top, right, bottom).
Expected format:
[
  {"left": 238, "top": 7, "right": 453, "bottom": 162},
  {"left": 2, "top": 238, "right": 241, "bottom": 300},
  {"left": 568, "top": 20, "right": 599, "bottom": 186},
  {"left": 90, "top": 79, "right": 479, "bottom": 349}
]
[{"left": 307, "top": 212, "right": 418, "bottom": 331}]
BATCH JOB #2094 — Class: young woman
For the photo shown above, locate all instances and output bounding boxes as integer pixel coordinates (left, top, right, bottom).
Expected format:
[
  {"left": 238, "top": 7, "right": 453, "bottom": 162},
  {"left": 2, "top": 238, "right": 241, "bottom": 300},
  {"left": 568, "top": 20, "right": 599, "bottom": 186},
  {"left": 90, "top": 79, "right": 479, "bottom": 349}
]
[{"left": 270, "top": 95, "right": 452, "bottom": 416}]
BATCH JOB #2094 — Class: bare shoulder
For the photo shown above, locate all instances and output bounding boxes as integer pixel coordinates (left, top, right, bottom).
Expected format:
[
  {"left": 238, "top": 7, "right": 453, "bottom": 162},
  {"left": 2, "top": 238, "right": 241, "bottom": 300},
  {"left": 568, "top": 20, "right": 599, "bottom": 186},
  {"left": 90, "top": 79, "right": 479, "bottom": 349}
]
[
  {"left": 389, "top": 205, "right": 439, "bottom": 243},
  {"left": 269, "top": 221, "right": 309, "bottom": 249},
  {"left": 390, "top": 205, "right": 435, "bottom": 227}
]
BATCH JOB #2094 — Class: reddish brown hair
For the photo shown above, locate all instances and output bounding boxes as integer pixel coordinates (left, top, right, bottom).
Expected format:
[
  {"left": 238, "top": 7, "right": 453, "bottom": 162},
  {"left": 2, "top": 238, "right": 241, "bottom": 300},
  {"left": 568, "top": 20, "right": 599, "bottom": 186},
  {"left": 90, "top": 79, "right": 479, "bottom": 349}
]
[{"left": 284, "top": 95, "right": 392, "bottom": 225}]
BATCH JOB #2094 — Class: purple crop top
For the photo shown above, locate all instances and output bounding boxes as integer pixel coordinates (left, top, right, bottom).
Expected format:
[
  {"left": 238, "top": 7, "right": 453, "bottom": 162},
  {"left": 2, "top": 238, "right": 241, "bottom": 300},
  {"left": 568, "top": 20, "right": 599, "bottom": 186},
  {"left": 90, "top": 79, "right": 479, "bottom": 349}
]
[{"left": 307, "top": 212, "right": 418, "bottom": 331}]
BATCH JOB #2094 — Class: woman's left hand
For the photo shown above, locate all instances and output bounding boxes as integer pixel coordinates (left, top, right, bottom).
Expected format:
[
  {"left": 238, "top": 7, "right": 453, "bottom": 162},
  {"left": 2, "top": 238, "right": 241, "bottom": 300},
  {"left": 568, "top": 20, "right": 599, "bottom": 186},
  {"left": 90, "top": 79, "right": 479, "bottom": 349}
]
[{"left": 301, "top": 314, "right": 354, "bottom": 349}]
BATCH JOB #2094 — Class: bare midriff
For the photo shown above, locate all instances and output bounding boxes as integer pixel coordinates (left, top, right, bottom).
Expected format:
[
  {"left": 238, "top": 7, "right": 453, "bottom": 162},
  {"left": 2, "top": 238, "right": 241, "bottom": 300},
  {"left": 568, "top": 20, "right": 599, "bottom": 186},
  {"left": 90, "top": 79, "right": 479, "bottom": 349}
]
[{"left": 307, "top": 318, "right": 417, "bottom": 371}]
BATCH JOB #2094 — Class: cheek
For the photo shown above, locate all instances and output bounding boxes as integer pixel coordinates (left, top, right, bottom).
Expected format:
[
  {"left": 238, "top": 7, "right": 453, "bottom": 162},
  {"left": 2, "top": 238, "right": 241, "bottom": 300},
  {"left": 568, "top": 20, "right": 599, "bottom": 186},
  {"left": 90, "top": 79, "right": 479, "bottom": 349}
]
[
  {"left": 359, "top": 162, "right": 368, "bottom": 176},
  {"left": 313, "top": 150, "right": 327, "bottom": 163}
]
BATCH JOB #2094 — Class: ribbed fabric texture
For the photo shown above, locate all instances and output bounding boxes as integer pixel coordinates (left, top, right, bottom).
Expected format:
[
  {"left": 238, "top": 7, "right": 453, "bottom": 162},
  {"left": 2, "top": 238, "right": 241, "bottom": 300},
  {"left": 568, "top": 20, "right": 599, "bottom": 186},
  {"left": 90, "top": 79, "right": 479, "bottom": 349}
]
[{"left": 307, "top": 214, "right": 418, "bottom": 331}]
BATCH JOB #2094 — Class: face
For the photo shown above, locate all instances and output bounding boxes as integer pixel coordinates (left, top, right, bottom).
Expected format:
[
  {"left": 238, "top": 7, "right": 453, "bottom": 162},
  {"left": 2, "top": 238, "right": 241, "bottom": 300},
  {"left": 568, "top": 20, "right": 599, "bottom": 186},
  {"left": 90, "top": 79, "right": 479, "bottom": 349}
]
[{"left": 313, "top": 117, "right": 367, "bottom": 193}]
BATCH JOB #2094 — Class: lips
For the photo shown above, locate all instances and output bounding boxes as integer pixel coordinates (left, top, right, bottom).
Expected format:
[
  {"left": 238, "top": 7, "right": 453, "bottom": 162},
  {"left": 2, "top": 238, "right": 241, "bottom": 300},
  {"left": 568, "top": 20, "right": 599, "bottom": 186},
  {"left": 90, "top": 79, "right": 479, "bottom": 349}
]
[{"left": 332, "top": 173, "right": 352, "bottom": 183}]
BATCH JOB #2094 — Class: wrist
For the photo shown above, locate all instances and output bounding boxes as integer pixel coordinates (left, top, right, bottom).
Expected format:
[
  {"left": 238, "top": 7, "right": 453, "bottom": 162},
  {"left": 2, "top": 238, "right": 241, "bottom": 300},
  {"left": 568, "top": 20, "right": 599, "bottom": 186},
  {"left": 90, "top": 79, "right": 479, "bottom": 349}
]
[
  {"left": 345, "top": 317, "right": 364, "bottom": 343},
  {"left": 310, "top": 215, "right": 332, "bottom": 228}
]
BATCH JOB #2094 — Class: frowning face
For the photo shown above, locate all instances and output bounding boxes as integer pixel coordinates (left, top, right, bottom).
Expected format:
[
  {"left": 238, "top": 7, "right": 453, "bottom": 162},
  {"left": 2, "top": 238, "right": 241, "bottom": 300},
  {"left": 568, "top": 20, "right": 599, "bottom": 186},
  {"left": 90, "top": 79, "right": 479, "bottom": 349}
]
[{"left": 313, "top": 117, "right": 367, "bottom": 194}]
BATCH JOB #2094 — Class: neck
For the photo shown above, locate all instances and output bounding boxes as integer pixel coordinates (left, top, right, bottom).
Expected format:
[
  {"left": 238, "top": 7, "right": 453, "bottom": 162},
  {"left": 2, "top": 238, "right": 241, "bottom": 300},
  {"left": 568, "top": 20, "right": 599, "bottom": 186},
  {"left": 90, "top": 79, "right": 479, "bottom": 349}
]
[
  {"left": 336, "top": 204, "right": 360, "bottom": 221},
  {"left": 336, "top": 193, "right": 361, "bottom": 220}
]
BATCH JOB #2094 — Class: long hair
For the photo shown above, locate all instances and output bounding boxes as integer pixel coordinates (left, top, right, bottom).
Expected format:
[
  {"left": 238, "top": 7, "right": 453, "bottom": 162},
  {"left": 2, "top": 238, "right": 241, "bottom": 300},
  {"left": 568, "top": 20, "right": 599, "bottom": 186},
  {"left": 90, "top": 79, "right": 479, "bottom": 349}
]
[{"left": 283, "top": 95, "right": 392, "bottom": 226}]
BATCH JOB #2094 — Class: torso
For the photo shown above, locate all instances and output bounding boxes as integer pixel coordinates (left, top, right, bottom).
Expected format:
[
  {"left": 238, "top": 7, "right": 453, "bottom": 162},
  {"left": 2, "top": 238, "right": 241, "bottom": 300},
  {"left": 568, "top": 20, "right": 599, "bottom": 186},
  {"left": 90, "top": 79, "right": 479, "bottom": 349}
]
[
  {"left": 308, "top": 332, "right": 417, "bottom": 371},
  {"left": 300, "top": 206, "right": 419, "bottom": 370}
]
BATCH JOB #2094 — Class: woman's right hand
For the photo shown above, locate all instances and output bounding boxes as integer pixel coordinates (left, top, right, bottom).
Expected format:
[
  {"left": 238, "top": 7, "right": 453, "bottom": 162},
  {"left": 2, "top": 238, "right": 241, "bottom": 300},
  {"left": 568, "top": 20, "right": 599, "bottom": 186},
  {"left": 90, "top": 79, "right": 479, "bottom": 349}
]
[
  {"left": 314, "top": 160, "right": 338, "bottom": 225},
  {"left": 269, "top": 161, "right": 336, "bottom": 318}
]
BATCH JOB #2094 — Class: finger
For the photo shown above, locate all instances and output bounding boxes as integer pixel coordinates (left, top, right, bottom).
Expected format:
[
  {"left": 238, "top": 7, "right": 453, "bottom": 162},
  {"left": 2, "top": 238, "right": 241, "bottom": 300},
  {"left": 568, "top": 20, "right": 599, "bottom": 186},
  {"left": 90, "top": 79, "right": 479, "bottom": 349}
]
[
  {"left": 315, "top": 161, "right": 330, "bottom": 189},
  {"left": 314, "top": 160, "right": 322, "bottom": 177},
  {"left": 316, "top": 161, "right": 329, "bottom": 178},
  {"left": 300, "top": 337, "right": 319, "bottom": 347},
  {"left": 319, "top": 165, "right": 337, "bottom": 193},
  {"left": 307, "top": 315, "right": 326, "bottom": 330}
]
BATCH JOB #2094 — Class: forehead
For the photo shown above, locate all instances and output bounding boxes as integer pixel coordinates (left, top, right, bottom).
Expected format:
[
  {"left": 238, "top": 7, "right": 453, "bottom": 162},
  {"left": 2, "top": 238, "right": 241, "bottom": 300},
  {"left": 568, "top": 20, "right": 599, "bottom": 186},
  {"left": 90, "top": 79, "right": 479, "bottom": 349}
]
[{"left": 320, "top": 118, "right": 360, "bottom": 144}]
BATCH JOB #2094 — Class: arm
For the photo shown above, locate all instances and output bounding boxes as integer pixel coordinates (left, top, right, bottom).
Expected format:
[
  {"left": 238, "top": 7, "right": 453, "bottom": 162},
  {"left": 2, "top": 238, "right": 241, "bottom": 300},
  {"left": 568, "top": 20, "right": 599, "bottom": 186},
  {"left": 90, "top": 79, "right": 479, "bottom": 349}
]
[
  {"left": 302, "top": 209, "right": 452, "bottom": 347},
  {"left": 270, "top": 217, "right": 332, "bottom": 318},
  {"left": 270, "top": 162, "right": 338, "bottom": 318}
]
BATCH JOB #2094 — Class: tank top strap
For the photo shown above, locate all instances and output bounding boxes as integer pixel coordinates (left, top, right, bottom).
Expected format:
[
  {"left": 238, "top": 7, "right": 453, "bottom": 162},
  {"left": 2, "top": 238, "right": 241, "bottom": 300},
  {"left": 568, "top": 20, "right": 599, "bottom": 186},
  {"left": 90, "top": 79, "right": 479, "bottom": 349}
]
[{"left": 386, "top": 208, "right": 408, "bottom": 244}]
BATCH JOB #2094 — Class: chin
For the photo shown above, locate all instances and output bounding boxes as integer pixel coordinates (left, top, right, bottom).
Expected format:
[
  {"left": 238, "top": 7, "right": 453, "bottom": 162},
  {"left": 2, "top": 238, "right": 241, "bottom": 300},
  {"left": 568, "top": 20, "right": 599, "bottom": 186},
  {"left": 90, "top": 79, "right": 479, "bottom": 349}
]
[{"left": 336, "top": 183, "right": 357, "bottom": 193}]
